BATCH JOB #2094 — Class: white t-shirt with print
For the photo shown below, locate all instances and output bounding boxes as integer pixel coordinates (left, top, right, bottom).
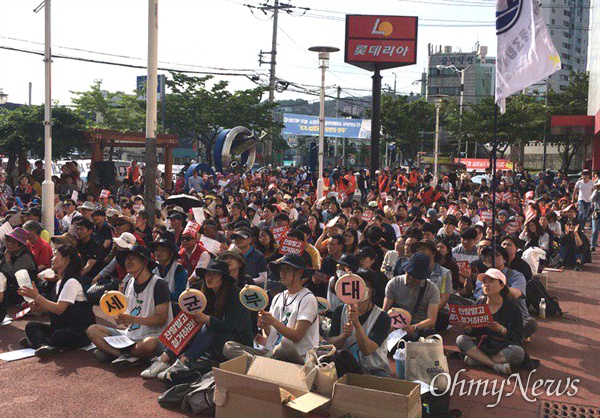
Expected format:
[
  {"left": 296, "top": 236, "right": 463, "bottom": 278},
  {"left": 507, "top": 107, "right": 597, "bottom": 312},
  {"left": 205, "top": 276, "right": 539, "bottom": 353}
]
[
  {"left": 575, "top": 179, "right": 595, "bottom": 202},
  {"left": 265, "top": 287, "right": 319, "bottom": 358}
]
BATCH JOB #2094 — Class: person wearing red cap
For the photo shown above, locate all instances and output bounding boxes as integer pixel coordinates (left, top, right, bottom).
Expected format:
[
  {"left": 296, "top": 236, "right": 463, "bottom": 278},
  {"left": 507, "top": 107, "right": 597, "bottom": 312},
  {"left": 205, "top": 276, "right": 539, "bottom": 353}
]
[
  {"left": 456, "top": 268, "right": 525, "bottom": 376},
  {"left": 179, "top": 229, "right": 210, "bottom": 278}
]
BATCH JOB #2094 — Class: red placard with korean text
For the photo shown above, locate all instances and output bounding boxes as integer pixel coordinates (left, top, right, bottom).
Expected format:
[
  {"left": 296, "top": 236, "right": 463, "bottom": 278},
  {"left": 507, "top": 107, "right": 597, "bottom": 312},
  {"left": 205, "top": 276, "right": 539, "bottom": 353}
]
[
  {"left": 279, "top": 236, "right": 306, "bottom": 256},
  {"left": 345, "top": 15, "right": 418, "bottom": 71},
  {"left": 158, "top": 312, "right": 201, "bottom": 355},
  {"left": 448, "top": 304, "right": 494, "bottom": 328},
  {"left": 479, "top": 210, "right": 493, "bottom": 223},
  {"left": 272, "top": 226, "right": 289, "bottom": 243},
  {"left": 503, "top": 220, "right": 522, "bottom": 235}
]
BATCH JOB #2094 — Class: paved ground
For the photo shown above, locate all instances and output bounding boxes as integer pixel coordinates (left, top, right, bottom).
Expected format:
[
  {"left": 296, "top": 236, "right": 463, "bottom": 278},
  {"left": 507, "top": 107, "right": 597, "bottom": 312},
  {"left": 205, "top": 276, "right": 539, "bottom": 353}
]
[{"left": 1, "top": 254, "right": 599, "bottom": 417}]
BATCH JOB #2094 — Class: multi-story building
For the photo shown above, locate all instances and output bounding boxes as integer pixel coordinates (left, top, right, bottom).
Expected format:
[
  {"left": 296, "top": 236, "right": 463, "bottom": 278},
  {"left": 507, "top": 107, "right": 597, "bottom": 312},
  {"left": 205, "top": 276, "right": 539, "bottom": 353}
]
[{"left": 426, "top": 44, "right": 496, "bottom": 105}]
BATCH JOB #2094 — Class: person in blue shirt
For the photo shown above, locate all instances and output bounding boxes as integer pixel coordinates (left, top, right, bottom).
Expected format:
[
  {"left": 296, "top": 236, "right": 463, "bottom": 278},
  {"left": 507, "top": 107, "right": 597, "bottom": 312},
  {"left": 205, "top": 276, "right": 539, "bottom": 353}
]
[{"left": 186, "top": 170, "right": 204, "bottom": 192}]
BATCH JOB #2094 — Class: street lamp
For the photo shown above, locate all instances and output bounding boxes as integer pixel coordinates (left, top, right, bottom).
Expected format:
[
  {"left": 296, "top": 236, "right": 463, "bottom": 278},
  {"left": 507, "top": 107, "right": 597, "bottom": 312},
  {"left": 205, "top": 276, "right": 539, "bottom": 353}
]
[
  {"left": 430, "top": 94, "right": 448, "bottom": 182},
  {"left": 309, "top": 46, "right": 339, "bottom": 200},
  {"left": 0, "top": 89, "right": 7, "bottom": 105},
  {"left": 436, "top": 64, "right": 469, "bottom": 161}
]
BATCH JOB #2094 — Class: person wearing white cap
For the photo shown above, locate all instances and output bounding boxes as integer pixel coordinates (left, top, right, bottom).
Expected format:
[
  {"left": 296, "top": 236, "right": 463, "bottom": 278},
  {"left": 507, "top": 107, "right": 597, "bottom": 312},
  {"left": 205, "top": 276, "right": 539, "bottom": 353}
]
[{"left": 455, "top": 268, "right": 525, "bottom": 376}]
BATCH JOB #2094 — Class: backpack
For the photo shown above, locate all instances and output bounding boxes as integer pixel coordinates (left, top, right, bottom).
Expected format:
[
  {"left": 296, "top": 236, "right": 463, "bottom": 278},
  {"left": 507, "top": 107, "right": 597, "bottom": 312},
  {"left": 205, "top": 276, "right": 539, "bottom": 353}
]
[
  {"left": 526, "top": 275, "right": 562, "bottom": 316},
  {"left": 181, "top": 372, "right": 216, "bottom": 415}
]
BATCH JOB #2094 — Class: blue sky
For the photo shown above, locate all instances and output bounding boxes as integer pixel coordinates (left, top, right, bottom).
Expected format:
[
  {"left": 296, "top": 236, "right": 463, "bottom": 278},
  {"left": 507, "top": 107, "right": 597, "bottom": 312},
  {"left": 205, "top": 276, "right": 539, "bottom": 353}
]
[{"left": 0, "top": 0, "right": 497, "bottom": 106}]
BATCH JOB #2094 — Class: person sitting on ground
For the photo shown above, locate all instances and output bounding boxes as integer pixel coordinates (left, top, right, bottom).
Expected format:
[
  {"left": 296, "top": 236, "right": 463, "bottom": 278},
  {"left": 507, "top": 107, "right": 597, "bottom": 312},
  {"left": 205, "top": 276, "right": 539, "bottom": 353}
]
[
  {"left": 556, "top": 220, "right": 590, "bottom": 271},
  {"left": 456, "top": 268, "right": 525, "bottom": 376},
  {"left": 381, "top": 236, "right": 405, "bottom": 280},
  {"left": 356, "top": 247, "right": 387, "bottom": 308},
  {"left": 149, "top": 238, "right": 188, "bottom": 315},
  {"left": 23, "top": 220, "right": 52, "bottom": 272},
  {"left": 18, "top": 245, "right": 96, "bottom": 358},
  {"left": 86, "top": 246, "right": 172, "bottom": 370},
  {"left": 223, "top": 254, "right": 318, "bottom": 364},
  {"left": 500, "top": 236, "right": 533, "bottom": 282},
  {"left": 327, "top": 253, "right": 360, "bottom": 312},
  {"left": 141, "top": 260, "right": 253, "bottom": 379},
  {"left": 383, "top": 253, "right": 441, "bottom": 341},
  {"left": 328, "top": 269, "right": 392, "bottom": 377},
  {"left": 1, "top": 227, "right": 38, "bottom": 307},
  {"left": 231, "top": 228, "right": 268, "bottom": 286}
]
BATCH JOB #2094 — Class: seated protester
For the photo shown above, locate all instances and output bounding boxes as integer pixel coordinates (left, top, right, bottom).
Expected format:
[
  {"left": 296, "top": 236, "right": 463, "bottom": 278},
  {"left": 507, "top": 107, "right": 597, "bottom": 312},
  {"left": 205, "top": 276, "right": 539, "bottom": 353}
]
[
  {"left": 519, "top": 218, "right": 549, "bottom": 252},
  {"left": 86, "top": 246, "right": 173, "bottom": 370},
  {"left": 0, "top": 227, "right": 38, "bottom": 306},
  {"left": 426, "top": 208, "right": 443, "bottom": 232},
  {"left": 110, "top": 215, "right": 146, "bottom": 247},
  {"left": 437, "top": 215, "right": 461, "bottom": 248},
  {"left": 357, "top": 225, "right": 386, "bottom": 271},
  {"left": 474, "top": 246, "right": 538, "bottom": 339},
  {"left": 421, "top": 222, "right": 438, "bottom": 243},
  {"left": 149, "top": 238, "right": 188, "bottom": 314},
  {"left": 141, "top": 260, "right": 253, "bottom": 379},
  {"left": 18, "top": 245, "right": 95, "bottom": 358},
  {"left": 356, "top": 247, "right": 387, "bottom": 308},
  {"left": 286, "top": 230, "right": 314, "bottom": 269},
  {"left": 296, "top": 224, "right": 322, "bottom": 270},
  {"left": 456, "top": 269, "right": 524, "bottom": 376},
  {"left": 383, "top": 253, "right": 441, "bottom": 341},
  {"left": 256, "top": 228, "right": 279, "bottom": 262},
  {"left": 219, "top": 249, "right": 253, "bottom": 288},
  {"left": 91, "top": 209, "right": 114, "bottom": 251},
  {"left": 179, "top": 228, "right": 210, "bottom": 278},
  {"left": 328, "top": 269, "right": 392, "bottom": 377},
  {"left": 411, "top": 241, "right": 452, "bottom": 332},
  {"left": 76, "top": 218, "right": 106, "bottom": 284},
  {"left": 231, "top": 228, "right": 268, "bottom": 286},
  {"left": 223, "top": 254, "right": 319, "bottom": 365},
  {"left": 327, "top": 253, "right": 360, "bottom": 312},
  {"left": 87, "top": 232, "right": 137, "bottom": 304},
  {"left": 135, "top": 210, "right": 154, "bottom": 247},
  {"left": 393, "top": 235, "right": 419, "bottom": 277},
  {"left": 436, "top": 240, "right": 461, "bottom": 291},
  {"left": 501, "top": 236, "right": 533, "bottom": 282},
  {"left": 452, "top": 227, "right": 480, "bottom": 289},
  {"left": 556, "top": 220, "right": 590, "bottom": 271},
  {"left": 311, "top": 234, "right": 344, "bottom": 298},
  {"left": 458, "top": 215, "right": 473, "bottom": 232},
  {"left": 23, "top": 220, "right": 52, "bottom": 271},
  {"left": 381, "top": 237, "right": 405, "bottom": 280}
]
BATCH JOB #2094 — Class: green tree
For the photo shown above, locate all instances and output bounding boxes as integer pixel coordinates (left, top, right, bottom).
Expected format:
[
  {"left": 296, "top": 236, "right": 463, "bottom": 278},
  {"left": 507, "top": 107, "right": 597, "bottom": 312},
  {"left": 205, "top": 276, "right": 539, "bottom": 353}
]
[
  {"left": 71, "top": 81, "right": 146, "bottom": 132},
  {"left": 380, "top": 96, "right": 436, "bottom": 166},
  {"left": 0, "top": 105, "right": 86, "bottom": 174},
  {"left": 165, "top": 73, "right": 280, "bottom": 165},
  {"left": 446, "top": 95, "right": 545, "bottom": 165},
  {"left": 547, "top": 71, "right": 589, "bottom": 172}
]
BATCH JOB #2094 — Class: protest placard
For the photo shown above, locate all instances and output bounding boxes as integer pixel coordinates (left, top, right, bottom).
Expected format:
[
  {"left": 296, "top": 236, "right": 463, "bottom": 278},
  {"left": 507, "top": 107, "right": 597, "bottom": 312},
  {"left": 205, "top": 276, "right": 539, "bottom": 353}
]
[
  {"left": 192, "top": 207, "right": 205, "bottom": 224},
  {"left": 503, "top": 220, "right": 521, "bottom": 235},
  {"left": 387, "top": 308, "right": 412, "bottom": 329},
  {"left": 448, "top": 304, "right": 494, "bottom": 328},
  {"left": 183, "top": 221, "right": 201, "bottom": 237},
  {"left": 272, "top": 226, "right": 289, "bottom": 242},
  {"left": 99, "top": 291, "right": 127, "bottom": 317},
  {"left": 158, "top": 312, "right": 201, "bottom": 355},
  {"left": 362, "top": 211, "right": 374, "bottom": 223},
  {"left": 311, "top": 270, "right": 330, "bottom": 285},
  {"left": 200, "top": 234, "right": 222, "bottom": 255},
  {"left": 279, "top": 236, "right": 305, "bottom": 256},
  {"left": 178, "top": 289, "right": 207, "bottom": 314},
  {"left": 334, "top": 274, "right": 366, "bottom": 305},
  {"left": 218, "top": 217, "right": 230, "bottom": 230},
  {"left": 239, "top": 285, "right": 269, "bottom": 311},
  {"left": 479, "top": 210, "right": 493, "bottom": 223}
]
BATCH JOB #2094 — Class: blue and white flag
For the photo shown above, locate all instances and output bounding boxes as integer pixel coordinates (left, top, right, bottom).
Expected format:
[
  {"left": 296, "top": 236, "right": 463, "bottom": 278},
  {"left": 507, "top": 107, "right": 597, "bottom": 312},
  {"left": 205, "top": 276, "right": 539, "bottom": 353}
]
[{"left": 495, "top": 0, "right": 561, "bottom": 113}]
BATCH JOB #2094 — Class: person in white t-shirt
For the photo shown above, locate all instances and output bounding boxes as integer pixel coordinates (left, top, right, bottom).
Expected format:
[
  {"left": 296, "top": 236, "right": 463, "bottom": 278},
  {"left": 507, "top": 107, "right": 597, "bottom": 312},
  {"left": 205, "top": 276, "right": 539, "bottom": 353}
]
[
  {"left": 17, "top": 245, "right": 96, "bottom": 358},
  {"left": 573, "top": 170, "right": 595, "bottom": 229},
  {"left": 224, "top": 254, "right": 319, "bottom": 364}
]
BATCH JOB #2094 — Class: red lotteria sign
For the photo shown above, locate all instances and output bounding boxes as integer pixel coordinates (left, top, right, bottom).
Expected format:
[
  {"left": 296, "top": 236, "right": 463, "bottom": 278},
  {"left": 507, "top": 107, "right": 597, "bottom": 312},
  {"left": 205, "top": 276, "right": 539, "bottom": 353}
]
[{"left": 345, "top": 15, "right": 418, "bottom": 71}]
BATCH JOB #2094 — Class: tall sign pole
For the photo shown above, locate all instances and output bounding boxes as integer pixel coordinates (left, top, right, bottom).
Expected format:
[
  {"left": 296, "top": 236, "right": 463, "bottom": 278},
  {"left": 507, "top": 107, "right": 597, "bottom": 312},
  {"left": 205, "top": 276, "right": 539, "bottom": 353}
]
[
  {"left": 42, "top": 0, "right": 54, "bottom": 235},
  {"left": 345, "top": 15, "right": 418, "bottom": 174},
  {"left": 145, "top": 0, "right": 158, "bottom": 226}
]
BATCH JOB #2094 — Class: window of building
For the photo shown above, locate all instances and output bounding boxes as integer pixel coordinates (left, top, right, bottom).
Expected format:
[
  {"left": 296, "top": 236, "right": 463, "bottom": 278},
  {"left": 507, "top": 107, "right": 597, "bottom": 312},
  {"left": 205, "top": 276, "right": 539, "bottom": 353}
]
[{"left": 563, "top": 10, "right": 571, "bottom": 16}]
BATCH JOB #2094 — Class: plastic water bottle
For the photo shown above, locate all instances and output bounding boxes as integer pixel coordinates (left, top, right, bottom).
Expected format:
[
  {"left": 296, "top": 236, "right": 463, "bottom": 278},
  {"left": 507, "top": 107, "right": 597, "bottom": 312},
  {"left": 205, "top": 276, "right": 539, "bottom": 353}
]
[
  {"left": 393, "top": 345, "right": 406, "bottom": 379},
  {"left": 539, "top": 298, "right": 546, "bottom": 319}
]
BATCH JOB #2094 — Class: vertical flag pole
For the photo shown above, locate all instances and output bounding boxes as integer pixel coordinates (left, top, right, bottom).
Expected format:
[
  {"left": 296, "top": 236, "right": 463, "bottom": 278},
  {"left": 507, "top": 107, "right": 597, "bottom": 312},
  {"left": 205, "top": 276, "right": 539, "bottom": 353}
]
[{"left": 491, "top": 103, "right": 498, "bottom": 268}]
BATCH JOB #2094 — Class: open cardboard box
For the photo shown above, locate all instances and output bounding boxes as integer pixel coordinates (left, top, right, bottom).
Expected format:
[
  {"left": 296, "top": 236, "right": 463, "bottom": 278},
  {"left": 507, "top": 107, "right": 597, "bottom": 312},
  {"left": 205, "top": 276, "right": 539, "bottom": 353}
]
[
  {"left": 330, "top": 373, "right": 422, "bottom": 418},
  {"left": 213, "top": 355, "right": 330, "bottom": 418}
]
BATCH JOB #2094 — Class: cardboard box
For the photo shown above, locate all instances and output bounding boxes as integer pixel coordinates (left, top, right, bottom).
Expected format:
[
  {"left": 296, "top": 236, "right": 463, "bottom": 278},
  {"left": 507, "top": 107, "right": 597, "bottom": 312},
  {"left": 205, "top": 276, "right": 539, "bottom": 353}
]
[
  {"left": 213, "top": 355, "right": 330, "bottom": 418},
  {"left": 330, "top": 374, "right": 422, "bottom": 418}
]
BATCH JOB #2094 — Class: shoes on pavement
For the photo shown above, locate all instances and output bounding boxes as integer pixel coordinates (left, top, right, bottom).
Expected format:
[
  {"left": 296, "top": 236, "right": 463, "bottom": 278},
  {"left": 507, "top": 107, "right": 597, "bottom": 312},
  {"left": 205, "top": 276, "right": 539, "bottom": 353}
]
[
  {"left": 574, "top": 261, "right": 582, "bottom": 271},
  {"left": 112, "top": 353, "right": 143, "bottom": 371},
  {"left": 19, "top": 337, "right": 31, "bottom": 348},
  {"left": 158, "top": 358, "right": 189, "bottom": 381},
  {"left": 140, "top": 358, "right": 170, "bottom": 379},
  {"left": 35, "top": 345, "right": 59, "bottom": 358},
  {"left": 94, "top": 349, "right": 116, "bottom": 363},
  {"left": 494, "top": 363, "right": 512, "bottom": 376}
]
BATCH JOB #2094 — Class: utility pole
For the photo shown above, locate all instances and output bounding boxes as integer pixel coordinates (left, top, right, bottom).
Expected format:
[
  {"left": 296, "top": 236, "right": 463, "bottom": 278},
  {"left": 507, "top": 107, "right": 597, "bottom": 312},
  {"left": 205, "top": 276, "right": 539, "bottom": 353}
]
[{"left": 144, "top": 0, "right": 158, "bottom": 227}]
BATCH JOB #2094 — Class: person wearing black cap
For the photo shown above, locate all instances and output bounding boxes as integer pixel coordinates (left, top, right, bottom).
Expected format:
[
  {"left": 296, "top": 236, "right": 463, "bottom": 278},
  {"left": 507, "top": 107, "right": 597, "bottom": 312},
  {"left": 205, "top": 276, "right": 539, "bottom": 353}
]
[
  {"left": 149, "top": 239, "right": 188, "bottom": 313},
  {"left": 436, "top": 214, "right": 461, "bottom": 248},
  {"left": 223, "top": 254, "right": 319, "bottom": 364},
  {"left": 326, "top": 253, "right": 360, "bottom": 312},
  {"left": 86, "top": 245, "right": 173, "bottom": 370},
  {"left": 383, "top": 253, "right": 441, "bottom": 340},
  {"left": 141, "top": 260, "right": 253, "bottom": 379},
  {"left": 452, "top": 227, "right": 480, "bottom": 282},
  {"left": 356, "top": 247, "right": 387, "bottom": 308},
  {"left": 232, "top": 228, "right": 267, "bottom": 286},
  {"left": 91, "top": 209, "right": 114, "bottom": 250},
  {"left": 75, "top": 218, "right": 105, "bottom": 281},
  {"left": 328, "top": 268, "right": 392, "bottom": 377}
]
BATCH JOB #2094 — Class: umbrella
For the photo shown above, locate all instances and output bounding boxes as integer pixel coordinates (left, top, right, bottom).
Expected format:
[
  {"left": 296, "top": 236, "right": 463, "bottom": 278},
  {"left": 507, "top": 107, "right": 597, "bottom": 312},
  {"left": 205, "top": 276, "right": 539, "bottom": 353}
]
[{"left": 162, "top": 194, "right": 203, "bottom": 212}]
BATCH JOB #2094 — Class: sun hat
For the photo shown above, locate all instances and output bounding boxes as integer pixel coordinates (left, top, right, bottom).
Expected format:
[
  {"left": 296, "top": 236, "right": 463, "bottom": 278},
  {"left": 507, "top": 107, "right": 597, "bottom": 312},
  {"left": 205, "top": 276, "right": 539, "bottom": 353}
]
[
  {"left": 477, "top": 268, "right": 507, "bottom": 285},
  {"left": 218, "top": 249, "right": 245, "bottom": 264},
  {"left": 148, "top": 238, "right": 181, "bottom": 259},
  {"left": 401, "top": 253, "right": 431, "bottom": 281},
  {"left": 116, "top": 245, "right": 157, "bottom": 269},
  {"left": 113, "top": 232, "right": 137, "bottom": 250},
  {"left": 51, "top": 233, "right": 78, "bottom": 246},
  {"left": 6, "top": 227, "right": 29, "bottom": 246},
  {"left": 77, "top": 202, "right": 97, "bottom": 211},
  {"left": 195, "top": 259, "right": 234, "bottom": 283}
]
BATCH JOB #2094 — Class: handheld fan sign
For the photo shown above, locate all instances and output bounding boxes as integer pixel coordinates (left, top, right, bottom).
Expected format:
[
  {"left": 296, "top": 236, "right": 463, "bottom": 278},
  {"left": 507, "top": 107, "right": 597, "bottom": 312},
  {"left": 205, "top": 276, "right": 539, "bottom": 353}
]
[
  {"left": 334, "top": 273, "right": 366, "bottom": 305},
  {"left": 239, "top": 285, "right": 269, "bottom": 311},
  {"left": 388, "top": 307, "right": 412, "bottom": 329},
  {"left": 100, "top": 291, "right": 128, "bottom": 317},
  {"left": 178, "top": 289, "right": 208, "bottom": 314}
]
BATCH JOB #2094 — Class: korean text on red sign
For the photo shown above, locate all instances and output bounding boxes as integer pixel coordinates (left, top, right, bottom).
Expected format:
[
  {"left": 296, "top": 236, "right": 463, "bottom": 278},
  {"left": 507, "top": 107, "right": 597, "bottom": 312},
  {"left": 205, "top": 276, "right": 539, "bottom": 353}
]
[
  {"left": 279, "top": 237, "right": 305, "bottom": 256},
  {"left": 158, "top": 311, "right": 201, "bottom": 355},
  {"left": 448, "top": 304, "right": 494, "bottom": 328}
]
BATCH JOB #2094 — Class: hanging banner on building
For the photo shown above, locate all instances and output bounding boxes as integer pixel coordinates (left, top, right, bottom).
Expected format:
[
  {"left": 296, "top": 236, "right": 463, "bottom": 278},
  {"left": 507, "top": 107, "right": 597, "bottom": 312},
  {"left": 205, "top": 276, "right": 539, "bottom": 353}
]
[
  {"left": 345, "top": 15, "right": 418, "bottom": 71},
  {"left": 283, "top": 114, "right": 371, "bottom": 139}
]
